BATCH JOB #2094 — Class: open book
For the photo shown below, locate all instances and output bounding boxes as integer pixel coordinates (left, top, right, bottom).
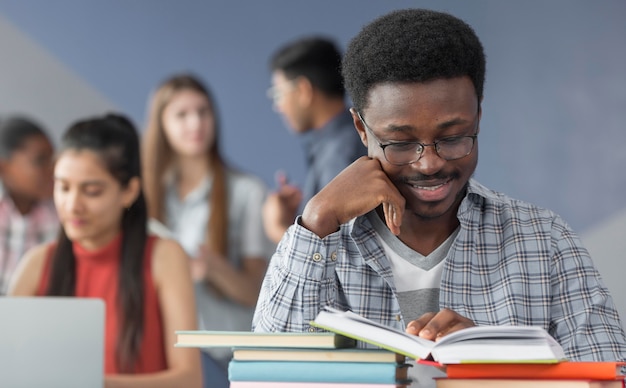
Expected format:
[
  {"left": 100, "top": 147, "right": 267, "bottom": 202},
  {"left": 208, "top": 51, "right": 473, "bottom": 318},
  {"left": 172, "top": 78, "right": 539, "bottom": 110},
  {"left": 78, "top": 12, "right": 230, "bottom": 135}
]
[{"left": 310, "top": 307, "right": 567, "bottom": 365}]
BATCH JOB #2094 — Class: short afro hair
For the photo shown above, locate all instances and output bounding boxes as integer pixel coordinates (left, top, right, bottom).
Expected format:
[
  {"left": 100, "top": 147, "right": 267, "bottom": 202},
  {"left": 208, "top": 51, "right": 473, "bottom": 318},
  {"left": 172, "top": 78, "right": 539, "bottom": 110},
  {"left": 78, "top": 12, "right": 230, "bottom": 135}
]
[{"left": 343, "top": 8, "right": 486, "bottom": 112}]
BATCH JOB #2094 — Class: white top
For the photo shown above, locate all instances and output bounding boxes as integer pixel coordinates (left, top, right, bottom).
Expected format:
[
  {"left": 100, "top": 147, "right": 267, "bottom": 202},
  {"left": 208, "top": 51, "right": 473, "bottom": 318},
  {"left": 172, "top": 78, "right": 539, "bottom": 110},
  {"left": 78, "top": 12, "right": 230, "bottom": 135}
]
[
  {"left": 164, "top": 168, "right": 275, "bottom": 364},
  {"left": 367, "top": 211, "right": 459, "bottom": 321}
]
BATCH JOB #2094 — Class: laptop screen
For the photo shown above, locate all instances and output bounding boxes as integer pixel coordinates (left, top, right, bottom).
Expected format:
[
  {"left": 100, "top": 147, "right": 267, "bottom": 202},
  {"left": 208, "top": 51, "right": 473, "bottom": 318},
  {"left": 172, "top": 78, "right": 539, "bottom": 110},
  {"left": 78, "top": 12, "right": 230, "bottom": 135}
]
[{"left": 0, "top": 296, "right": 104, "bottom": 388}]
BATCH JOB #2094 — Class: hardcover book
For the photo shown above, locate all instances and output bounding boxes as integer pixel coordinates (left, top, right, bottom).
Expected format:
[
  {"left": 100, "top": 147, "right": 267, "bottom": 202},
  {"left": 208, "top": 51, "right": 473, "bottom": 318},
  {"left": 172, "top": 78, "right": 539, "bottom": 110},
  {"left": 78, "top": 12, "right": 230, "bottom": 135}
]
[
  {"left": 229, "top": 383, "right": 409, "bottom": 388},
  {"left": 311, "top": 307, "right": 566, "bottom": 364},
  {"left": 445, "top": 361, "right": 626, "bottom": 380},
  {"left": 175, "top": 330, "right": 356, "bottom": 349},
  {"left": 232, "top": 347, "right": 405, "bottom": 363},
  {"left": 435, "top": 378, "right": 623, "bottom": 388},
  {"left": 228, "top": 360, "right": 411, "bottom": 384}
]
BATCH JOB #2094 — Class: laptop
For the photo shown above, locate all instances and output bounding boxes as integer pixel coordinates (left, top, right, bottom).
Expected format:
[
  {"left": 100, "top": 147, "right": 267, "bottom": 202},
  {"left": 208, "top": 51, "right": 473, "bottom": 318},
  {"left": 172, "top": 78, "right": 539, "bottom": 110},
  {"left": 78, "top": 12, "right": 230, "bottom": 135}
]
[{"left": 0, "top": 296, "right": 104, "bottom": 388}]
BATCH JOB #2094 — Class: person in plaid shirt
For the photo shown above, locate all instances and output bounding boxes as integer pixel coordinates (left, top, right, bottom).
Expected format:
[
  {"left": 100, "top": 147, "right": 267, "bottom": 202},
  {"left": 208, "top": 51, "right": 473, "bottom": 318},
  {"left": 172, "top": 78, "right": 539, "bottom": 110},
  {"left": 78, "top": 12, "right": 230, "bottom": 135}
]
[
  {"left": 253, "top": 7, "right": 626, "bottom": 369},
  {"left": 0, "top": 116, "right": 58, "bottom": 294}
]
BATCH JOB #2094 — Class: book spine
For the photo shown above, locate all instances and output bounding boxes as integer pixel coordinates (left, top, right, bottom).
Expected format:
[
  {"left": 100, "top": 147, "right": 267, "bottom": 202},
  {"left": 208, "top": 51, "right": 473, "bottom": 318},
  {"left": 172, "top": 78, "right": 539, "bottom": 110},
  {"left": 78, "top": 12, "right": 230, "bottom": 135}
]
[
  {"left": 445, "top": 362, "right": 624, "bottom": 380},
  {"left": 228, "top": 360, "right": 406, "bottom": 384},
  {"left": 229, "top": 383, "right": 405, "bottom": 388}
]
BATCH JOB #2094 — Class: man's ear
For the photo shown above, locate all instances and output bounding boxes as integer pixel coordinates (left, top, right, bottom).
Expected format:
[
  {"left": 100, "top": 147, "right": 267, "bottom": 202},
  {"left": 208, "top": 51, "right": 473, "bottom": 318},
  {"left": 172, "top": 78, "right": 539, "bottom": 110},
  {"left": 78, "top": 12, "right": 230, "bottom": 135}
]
[
  {"left": 122, "top": 177, "right": 141, "bottom": 209},
  {"left": 350, "top": 108, "right": 368, "bottom": 147},
  {"left": 295, "top": 77, "right": 314, "bottom": 106}
]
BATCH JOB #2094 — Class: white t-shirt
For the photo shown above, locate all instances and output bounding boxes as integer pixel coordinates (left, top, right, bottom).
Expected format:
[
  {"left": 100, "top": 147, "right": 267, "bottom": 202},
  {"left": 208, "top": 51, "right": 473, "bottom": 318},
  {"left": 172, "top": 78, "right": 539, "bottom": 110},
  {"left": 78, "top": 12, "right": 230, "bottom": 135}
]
[
  {"left": 366, "top": 211, "right": 459, "bottom": 322},
  {"left": 164, "top": 168, "right": 275, "bottom": 365}
]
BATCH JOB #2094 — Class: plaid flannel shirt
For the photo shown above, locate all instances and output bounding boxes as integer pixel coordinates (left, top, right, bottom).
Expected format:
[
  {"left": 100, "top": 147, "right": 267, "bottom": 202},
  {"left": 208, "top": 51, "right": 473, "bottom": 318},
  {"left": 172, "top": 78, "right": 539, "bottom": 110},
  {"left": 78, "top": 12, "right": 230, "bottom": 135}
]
[
  {"left": 253, "top": 179, "right": 626, "bottom": 362},
  {"left": 0, "top": 186, "right": 58, "bottom": 294}
]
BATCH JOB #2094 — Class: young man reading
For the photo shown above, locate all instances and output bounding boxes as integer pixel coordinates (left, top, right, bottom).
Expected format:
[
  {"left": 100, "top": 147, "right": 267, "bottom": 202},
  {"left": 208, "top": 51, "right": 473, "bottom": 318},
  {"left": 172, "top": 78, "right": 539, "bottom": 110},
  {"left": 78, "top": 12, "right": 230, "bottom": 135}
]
[{"left": 253, "top": 7, "right": 626, "bottom": 374}]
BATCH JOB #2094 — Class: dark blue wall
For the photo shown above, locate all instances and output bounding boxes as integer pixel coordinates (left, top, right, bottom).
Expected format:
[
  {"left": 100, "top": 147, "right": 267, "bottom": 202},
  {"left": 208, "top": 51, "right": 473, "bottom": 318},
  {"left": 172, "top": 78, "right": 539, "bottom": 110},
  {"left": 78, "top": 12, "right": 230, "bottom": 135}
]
[{"left": 1, "top": 0, "right": 625, "bottom": 233}]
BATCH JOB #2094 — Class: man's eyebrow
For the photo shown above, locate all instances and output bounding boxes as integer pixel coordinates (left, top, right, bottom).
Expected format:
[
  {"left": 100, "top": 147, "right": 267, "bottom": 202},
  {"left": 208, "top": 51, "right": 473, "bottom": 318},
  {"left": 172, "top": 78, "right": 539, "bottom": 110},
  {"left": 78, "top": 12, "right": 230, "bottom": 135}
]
[
  {"left": 436, "top": 117, "right": 472, "bottom": 130},
  {"left": 382, "top": 117, "right": 473, "bottom": 133}
]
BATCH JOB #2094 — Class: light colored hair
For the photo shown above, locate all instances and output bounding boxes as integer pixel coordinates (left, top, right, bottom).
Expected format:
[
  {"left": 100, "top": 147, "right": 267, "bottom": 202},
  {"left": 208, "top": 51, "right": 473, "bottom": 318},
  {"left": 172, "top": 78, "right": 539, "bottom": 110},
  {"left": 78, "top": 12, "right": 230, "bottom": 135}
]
[{"left": 142, "top": 74, "right": 228, "bottom": 257}]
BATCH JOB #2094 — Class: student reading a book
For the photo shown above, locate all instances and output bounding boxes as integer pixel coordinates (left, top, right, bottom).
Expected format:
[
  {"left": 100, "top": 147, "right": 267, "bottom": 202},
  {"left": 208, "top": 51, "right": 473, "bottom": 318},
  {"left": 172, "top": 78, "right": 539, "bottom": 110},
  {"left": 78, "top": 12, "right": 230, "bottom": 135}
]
[
  {"left": 142, "top": 74, "right": 275, "bottom": 388},
  {"left": 253, "top": 6, "right": 626, "bottom": 366},
  {"left": 8, "top": 114, "right": 202, "bottom": 388}
]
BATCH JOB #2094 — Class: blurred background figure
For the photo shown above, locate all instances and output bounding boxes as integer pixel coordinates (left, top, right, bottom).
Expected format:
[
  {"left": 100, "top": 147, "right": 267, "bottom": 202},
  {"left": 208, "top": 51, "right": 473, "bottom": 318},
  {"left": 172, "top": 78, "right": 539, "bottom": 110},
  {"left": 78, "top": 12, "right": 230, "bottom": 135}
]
[
  {"left": 262, "top": 36, "right": 366, "bottom": 244},
  {"left": 142, "top": 74, "right": 274, "bottom": 388},
  {"left": 0, "top": 115, "right": 57, "bottom": 295},
  {"left": 8, "top": 113, "right": 202, "bottom": 387}
]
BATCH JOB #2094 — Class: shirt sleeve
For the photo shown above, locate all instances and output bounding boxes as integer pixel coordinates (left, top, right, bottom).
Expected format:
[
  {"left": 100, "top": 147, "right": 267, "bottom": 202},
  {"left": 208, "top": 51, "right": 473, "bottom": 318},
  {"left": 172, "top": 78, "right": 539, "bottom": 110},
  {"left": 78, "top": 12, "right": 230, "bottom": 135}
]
[
  {"left": 549, "top": 218, "right": 626, "bottom": 361},
  {"left": 315, "top": 132, "right": 363, "bottom": 189},
  {"left": 252, "top": 217, "right": 342, "bottom": 332}
]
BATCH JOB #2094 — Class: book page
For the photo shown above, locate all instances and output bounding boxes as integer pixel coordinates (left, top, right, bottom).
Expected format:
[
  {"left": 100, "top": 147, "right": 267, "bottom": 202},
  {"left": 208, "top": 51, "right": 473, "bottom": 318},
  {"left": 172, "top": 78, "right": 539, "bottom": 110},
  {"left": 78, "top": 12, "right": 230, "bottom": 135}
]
[{"left": 313, "top": 307, "right": 435, "bottom": 359}]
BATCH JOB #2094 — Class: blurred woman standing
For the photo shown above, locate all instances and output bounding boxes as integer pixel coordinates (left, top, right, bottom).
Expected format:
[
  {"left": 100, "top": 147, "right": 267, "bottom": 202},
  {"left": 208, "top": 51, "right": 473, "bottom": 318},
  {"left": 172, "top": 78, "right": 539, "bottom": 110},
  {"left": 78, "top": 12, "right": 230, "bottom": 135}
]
[{"left": 142, "top": 74, "right": 274, "bottom": 388}]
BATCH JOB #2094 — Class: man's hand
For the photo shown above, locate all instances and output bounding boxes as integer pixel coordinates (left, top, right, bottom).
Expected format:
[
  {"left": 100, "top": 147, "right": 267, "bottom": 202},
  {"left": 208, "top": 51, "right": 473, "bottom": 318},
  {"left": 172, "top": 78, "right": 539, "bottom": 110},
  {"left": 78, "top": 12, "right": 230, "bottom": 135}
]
[
  {"left": 406, "top": 309, "right": 475, "bottom": 341},
  {"left": 301, "top": 156, "right": 405, "bottom": 238},
  {"left": 262, "top": 171, "right": 303, "bottom": 244}
]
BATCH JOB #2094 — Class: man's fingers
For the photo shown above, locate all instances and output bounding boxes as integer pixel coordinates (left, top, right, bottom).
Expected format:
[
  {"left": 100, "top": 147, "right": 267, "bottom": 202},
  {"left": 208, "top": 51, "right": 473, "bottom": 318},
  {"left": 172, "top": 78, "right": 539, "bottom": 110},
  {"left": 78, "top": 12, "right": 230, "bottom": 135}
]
[
  {"left": 406, "top": 312, "right": 437, "bottom": 335},
  {"left": 274, "top": 170, "right": 289, "bottom": 187},
  {"left": 418, "top": 309, "right": 475, "bottom": 341}
]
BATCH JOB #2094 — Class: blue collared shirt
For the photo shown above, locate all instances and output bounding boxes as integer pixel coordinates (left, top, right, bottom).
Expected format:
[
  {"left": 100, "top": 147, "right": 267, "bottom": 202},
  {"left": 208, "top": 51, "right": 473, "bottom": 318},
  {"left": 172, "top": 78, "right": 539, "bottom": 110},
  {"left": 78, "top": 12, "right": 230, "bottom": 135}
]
[
  {"left": 253, "top": 179, "right": 626, "bottom": 362},
  {"left": 299, "top": 110, "right": 366, "bottom": 208}
]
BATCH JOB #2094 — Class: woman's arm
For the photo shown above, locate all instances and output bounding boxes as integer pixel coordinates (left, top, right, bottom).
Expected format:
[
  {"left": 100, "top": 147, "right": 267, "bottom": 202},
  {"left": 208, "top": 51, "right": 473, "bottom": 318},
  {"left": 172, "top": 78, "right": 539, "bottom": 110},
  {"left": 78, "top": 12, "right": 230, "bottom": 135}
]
[
  {"left": 197, "top": 174, "right": 271, "bottom": 307},
  {"left": 201, "top": 252, "right": 268, "bottom": 307},
  {"left": 105, "top": 238, "right": 202, "bottom": 388},
  {"left": 8, "top": 244, "right": 48, "bottom": 296}
]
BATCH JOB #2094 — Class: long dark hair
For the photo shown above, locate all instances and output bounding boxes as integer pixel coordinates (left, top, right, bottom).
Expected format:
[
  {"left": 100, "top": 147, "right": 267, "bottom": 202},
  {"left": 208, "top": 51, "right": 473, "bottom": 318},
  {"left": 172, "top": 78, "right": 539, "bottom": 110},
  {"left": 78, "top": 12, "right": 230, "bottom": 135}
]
[{"left": 46, "top": 113, "right": 147, "bottom": 372}]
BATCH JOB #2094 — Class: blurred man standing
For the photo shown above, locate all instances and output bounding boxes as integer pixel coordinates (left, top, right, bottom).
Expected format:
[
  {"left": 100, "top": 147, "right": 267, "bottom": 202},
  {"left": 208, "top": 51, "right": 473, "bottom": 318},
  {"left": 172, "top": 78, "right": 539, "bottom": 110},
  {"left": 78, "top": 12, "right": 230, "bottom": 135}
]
[{"left": 263, "top": 36, "right": 366, "bottom": 244}]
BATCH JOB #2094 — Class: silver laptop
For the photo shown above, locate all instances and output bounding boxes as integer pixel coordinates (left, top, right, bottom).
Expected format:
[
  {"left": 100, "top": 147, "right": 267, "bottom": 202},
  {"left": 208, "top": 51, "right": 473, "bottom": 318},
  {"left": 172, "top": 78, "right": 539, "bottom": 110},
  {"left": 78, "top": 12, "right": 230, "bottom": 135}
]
[{"left": 0, "top": 296, "right": 104, "bottom": 388}]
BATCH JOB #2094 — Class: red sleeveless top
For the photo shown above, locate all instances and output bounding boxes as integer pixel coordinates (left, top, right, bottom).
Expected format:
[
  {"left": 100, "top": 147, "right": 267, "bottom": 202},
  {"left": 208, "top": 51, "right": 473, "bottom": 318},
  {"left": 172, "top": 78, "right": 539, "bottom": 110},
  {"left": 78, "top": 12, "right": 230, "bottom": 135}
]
[{"left": 37, "top": 234, "right": 167, "bottom": 374}]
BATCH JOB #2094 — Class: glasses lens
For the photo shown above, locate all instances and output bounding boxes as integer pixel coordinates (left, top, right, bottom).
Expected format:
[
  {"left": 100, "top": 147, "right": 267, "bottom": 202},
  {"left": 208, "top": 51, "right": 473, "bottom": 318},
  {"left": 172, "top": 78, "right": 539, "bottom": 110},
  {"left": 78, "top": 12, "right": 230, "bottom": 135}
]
[
  {"left": 384, "top": 136, "right": 475, "bottom": 165},
  {"left": 267, "top": 80, "right": 297, "bottom": 103},
  {"left": 437, "top": 137, "right": 475, "bottom": 160},
  {"left": 384, "top": 143, "right": 422, "bottom": 165},
  {"left": 266, "top": 87, "right": 279, "bottom": 102}
]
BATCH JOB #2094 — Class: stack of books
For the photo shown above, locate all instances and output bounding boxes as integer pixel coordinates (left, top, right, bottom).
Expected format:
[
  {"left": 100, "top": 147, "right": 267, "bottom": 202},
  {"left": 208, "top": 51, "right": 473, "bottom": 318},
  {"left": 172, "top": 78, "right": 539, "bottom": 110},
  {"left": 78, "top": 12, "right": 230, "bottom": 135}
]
[
  {"left": 175, "top": 330, "right": 412, "bottom": 387},
  {"left": 310, "top": 307, "right": 626, "bottom": 388}
]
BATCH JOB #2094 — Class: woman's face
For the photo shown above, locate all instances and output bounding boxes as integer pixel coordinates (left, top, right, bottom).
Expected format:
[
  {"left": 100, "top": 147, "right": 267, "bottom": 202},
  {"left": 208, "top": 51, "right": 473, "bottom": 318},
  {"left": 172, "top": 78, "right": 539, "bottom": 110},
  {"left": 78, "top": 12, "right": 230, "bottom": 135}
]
[
  {"left": 54, "top": 149, "right": 138, "bottom": 249},
  {"left": 161, "top": 89, "right": 215, "bottom": 158}
]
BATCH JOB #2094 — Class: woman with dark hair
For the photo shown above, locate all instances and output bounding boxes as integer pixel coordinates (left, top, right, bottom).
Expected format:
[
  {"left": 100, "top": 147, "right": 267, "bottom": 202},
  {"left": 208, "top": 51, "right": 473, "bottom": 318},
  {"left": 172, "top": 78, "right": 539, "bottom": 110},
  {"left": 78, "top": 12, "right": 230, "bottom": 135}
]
[
  {"left": 142, "top": 73, "right": 273, "bottom": 387},
  {"left": 8, "top": 113, "right": 202, "bottom": 388},
  {"left": 0, "top": 115, "right": 57, "bottom": 295}
]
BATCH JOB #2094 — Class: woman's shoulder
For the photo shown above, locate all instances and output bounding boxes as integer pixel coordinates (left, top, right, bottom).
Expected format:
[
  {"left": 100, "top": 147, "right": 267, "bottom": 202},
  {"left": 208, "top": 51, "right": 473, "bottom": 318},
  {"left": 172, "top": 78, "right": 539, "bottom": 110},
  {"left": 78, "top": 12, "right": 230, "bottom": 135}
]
[
  {"left": 149, "top": 237, "right": 189, "bottom": 283},
  {"left": 151, "top": 237, "right": 187, "bottom": 264},
  {"left": 7, "top": 242, "right": 53, "bottom": 295}
]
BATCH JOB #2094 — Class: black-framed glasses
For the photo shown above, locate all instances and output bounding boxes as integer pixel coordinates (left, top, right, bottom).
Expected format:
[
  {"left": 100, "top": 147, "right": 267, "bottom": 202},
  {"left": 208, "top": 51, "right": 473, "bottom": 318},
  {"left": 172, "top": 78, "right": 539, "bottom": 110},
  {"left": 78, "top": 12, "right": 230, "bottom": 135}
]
[
  {"left": 357, "top": 111, "right": 478, "bottom": 166},
  {"left": 266, "top": 79, "right": 298, "bottom": 104}
]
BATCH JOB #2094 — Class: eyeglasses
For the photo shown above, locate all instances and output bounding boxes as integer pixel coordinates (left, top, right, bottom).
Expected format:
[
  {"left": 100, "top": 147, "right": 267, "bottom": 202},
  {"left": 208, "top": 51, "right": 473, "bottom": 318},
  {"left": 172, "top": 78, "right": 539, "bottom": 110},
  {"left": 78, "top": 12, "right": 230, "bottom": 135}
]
[
  {"left": 266, "top": 79, "right": 297, "bottom": 104},
  {"left": 357, "top": 111, "right": 478, "bottom": 166}
]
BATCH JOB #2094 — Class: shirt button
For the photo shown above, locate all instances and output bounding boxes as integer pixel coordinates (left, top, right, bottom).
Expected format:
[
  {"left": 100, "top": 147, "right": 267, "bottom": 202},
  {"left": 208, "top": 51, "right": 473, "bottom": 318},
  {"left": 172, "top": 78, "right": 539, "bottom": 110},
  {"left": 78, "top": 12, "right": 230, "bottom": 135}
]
[
  {"left": 395, "top": 314, "right": 402, "bottom": 321},
  {"left": 312, "top": 253, "right": 323, "bottom": 262},
  {"left": 330, "top": 252, "right": 337, "bottom": 261},
  {"left": 308, "top": 327, "right": 316, "bottom": 332}
]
